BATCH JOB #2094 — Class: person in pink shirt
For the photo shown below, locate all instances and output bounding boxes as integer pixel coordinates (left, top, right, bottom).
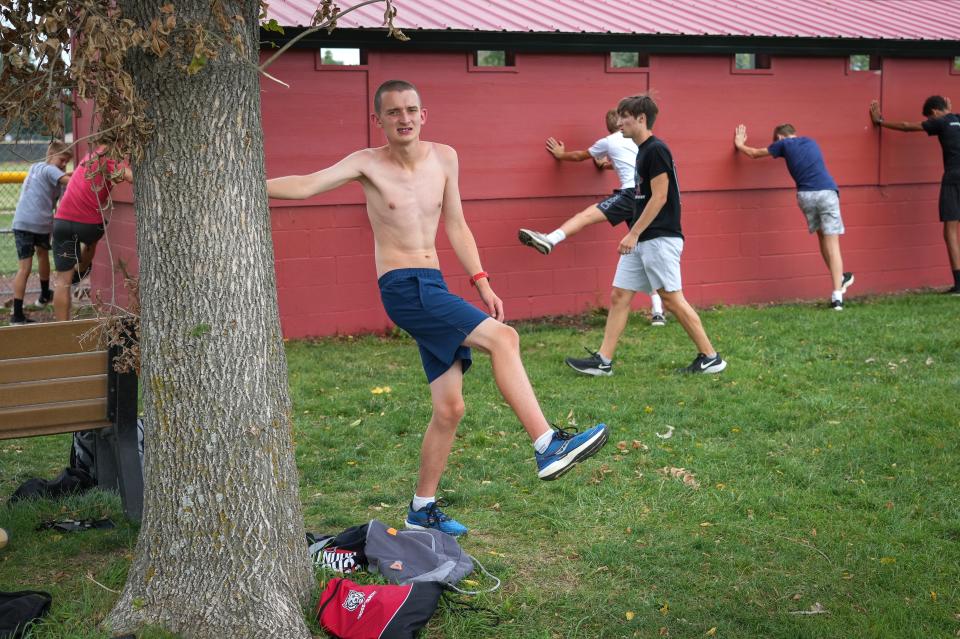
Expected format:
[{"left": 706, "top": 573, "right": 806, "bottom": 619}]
[{"left": 52, "top": 147, "right": 132, "bottom": 321}]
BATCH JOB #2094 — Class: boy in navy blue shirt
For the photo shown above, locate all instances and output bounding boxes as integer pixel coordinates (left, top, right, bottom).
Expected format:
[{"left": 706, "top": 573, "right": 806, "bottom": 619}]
[
  {"left": 870, "top": 96, "right": 960, "bottom": 294},
  {"left": 734, "top": 124, "right": 854, "bottom": 310}
]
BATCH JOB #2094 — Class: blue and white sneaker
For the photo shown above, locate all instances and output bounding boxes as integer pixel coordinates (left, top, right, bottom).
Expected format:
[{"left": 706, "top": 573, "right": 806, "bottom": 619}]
[
  {"left": 535, "top": 424, "right": 609, "bottom": 481},
  {"left": 405, "top": 499, "right": 469, "bottom": 537}
]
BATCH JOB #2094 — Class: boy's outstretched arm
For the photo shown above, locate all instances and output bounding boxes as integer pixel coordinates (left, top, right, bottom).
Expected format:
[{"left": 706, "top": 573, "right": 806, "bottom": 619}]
[
  {"left": 733, "top": 124, "right": 771, "bottom": 159},
  {"left": 545, "top": 137, "right": 595, "bottom": 162},
  {"left": 869, "top": 100, "right": 925, "bottom": 132},
  {"left": 267, "top": 151, "right": 365, "bottom": 199}
]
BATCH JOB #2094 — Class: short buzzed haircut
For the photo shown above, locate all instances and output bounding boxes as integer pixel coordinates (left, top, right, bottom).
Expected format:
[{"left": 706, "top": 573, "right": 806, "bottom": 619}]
[
  {"left": 772, "top": 123, "right": 796, "bottom": 141},
  {"left": 922, "top": 95, "right": 949, "bottom": 116},
  {"left": 46, "top": 140, "right": 71, "bottom": 159},
  {"left": 374, "top": 80, "right": 420, "bottom": 114},
  {"left": 617, "top": 94, "right": 659, "bottom": 129},
  {"left": 605, "top": 109, "right": 620, "bottom": 133}
]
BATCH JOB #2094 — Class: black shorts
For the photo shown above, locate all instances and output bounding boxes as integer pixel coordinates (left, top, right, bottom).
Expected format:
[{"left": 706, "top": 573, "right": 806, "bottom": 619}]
[
  {"left": 13, "top": 230, "right": 51, "bottom": 260},
  {"left": 596, "top": 188, "right": 637, "bottom": 226},
  {"left": 939, "top": 183, "right": 960, "bottom": 222},
  {"left": 52, "top": 219, "right": 104, "bottom": 272}
]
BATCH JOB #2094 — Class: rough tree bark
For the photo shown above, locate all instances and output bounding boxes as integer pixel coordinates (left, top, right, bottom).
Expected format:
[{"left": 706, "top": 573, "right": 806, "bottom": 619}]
[{"left": 103, "top": 0, "right": 314, "bottom": 636}]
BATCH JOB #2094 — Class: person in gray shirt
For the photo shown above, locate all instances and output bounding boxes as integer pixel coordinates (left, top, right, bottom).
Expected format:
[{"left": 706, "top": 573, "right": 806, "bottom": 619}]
[{"left": 10, "top": 140, "right": 72, "bottom": 324}]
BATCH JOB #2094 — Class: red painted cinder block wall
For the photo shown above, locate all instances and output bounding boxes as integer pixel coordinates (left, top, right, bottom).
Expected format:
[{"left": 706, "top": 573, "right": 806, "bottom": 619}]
[{"left": 90, "top": 50, "right": 959, "bottom": 338}]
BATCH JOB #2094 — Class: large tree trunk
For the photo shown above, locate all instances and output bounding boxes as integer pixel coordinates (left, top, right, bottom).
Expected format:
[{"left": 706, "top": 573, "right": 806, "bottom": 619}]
[{"left": 104, "top": 1, "right": 314, "bottom": 636}]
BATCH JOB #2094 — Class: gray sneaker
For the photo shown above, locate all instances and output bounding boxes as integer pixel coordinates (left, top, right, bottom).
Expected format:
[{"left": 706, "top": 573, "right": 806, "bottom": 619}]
[
  {"left": 565, "top": 348, "right": 612, "bottom": 376},
  {"left": 650, "top": 313, "right": 666, "bottom": 327},
  {"left": 518, "top": 229, "right": 554, "bottom": 255}
]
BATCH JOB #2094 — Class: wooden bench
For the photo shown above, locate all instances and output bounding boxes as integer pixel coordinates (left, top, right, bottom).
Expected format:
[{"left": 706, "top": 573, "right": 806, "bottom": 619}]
[{"left": 0, "top": 318, "right": 143, "bottom": 520}]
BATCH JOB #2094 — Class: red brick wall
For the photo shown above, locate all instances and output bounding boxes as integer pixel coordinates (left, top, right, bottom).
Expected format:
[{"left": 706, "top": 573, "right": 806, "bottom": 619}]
[{"left": 90, "top": 50, "right": 958, "bottom": 338}]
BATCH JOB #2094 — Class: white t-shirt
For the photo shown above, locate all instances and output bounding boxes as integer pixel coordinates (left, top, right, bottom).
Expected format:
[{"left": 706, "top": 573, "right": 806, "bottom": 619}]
[{"left": 588, "top": 132, "right": 638, "bottom": 190}]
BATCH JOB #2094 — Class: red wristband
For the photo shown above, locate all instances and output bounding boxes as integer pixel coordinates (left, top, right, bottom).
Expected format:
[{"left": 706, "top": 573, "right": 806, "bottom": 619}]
[{"left": 470, "top": 271, "right": 489, "bottom": 286}]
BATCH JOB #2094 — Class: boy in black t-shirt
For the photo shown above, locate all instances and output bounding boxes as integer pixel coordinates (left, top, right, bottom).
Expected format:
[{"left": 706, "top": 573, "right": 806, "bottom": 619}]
[
  {"left": 870, "top": 95, "right": 960, "bottom": 294},
  {"left": 565, "top": 95, "right": 726, "bottom": 376}
]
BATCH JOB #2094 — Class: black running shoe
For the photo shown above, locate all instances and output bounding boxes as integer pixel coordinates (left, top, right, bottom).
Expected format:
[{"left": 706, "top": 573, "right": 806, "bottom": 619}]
[
  {"left": 37, "top": 290, "right": 53, "bottom": 305},
  {"left": 841, "top": 272, "right": 855, "bottom": 293},
  {"left": 831, "top": 299, "right": 844, "bottom": 311},
  {"left": 565, "top": 348, "right": 612, "bottom": 376},
  {"left": 945, "top": 286, "right": 960, "bottom": 296},
  {"left": 518, "top": 229, "right": 554, "bottom": 255},
  {"left": 10, "top": 316, "right": 36, "bottom": 326},
  {"left": 679, "top": 352, "right": 727, "bottom": 374}
]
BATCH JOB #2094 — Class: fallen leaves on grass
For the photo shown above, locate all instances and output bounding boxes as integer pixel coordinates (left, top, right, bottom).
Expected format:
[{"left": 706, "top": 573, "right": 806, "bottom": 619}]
[
  {"left": 625, "top": 610, "right": 635, "bottom": 620},
  {"left": 706, "top": 628, "right": 717, "bottom": 636},
  {"left": 370, "top": 386, "right": 392, "bottom": 394},
  {"left": 656, "top": 425, "right": 674, "bottom": 439},
  {"left": 659, "top": 466, "right": 700, "bottom": 489},
  {"left": 880, "top": 556, "right": 896, "bottom": 565}
]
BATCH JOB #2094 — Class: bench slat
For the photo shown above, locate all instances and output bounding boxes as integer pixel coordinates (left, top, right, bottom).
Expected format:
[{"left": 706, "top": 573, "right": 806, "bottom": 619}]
[
  {"left": 0, "top": 374, "right": 108, "bottom": 409},
  {"left": 0, "top": 420, "right": 112, "bottom": 440},
  {"left": 0, "top": 319, "right": 103, "bottom": 359},
  {"left": 0, "top": 398, "right": 107, "bottom": 437},
  {"left": 0, "top": 351, "right": 109, "bottom": 384}
]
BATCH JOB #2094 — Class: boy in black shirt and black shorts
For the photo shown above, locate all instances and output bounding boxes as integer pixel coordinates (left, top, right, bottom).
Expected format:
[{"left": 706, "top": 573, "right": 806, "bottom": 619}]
[
  {"left": 870, "top": 95, "right": 960, "bottom": 294},
  {"left": 566, "top": 94, "right": 726, "bottom": 376}
]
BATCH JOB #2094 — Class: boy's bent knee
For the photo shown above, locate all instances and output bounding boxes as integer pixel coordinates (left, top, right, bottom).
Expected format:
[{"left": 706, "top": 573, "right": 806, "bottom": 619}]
[
  {"left": 432, "top": 397, "right": 466, "bottom": 426},
  {"left": 494, "top": 323, "right": 520, "bottom": 349}
]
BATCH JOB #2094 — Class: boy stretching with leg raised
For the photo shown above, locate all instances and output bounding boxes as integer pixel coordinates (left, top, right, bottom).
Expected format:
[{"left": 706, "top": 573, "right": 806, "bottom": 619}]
[
  {"left": 734, "top": 123, "right": 854, "bottom": 310},
  {"left": 268, "top": 80, "right": 608, "bottom": 536},
  {"left": 519, "top": 110, "right": 666, "bottom": 325}
]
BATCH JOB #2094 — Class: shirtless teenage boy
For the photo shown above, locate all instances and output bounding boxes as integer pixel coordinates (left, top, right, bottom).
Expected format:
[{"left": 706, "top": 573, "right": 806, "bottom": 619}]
[{"left": 267, "top": 80, "right": 608, "bottom": 536}]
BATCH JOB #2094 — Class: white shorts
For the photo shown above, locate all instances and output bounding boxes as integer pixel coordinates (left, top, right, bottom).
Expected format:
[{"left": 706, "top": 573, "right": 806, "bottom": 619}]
[{"left": 612, "top": 236, "right": 684, "bottom": 294}]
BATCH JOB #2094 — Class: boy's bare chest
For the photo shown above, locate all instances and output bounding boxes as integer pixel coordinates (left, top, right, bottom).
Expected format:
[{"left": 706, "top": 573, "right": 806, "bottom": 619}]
[{"left": 368, "top": 164, "right": 445, "bottom": 216}]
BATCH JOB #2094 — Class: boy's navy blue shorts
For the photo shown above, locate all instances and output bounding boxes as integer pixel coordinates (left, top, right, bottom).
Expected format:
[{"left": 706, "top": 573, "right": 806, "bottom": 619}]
[{"left": 378, "top": 268, "right": 490, "bottom": 383}]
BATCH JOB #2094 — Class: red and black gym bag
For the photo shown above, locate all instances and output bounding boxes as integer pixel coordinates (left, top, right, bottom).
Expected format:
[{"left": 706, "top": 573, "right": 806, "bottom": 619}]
[{"left": 315, "top": 577, "right": 442, "bottom": 639}]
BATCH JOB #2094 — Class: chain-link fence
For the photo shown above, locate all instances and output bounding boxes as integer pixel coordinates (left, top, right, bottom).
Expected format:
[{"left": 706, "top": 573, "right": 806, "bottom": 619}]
[
  {"left": 2, "top": 163, "right": 33, "bottom": 301},
  {"left": 1, "top": 180, "right": 24, "bottom": 281}
]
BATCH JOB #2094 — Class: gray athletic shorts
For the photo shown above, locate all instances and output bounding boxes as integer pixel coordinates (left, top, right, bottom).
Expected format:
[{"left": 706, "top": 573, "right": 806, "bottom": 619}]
[
  {"left": 612, "top": 236, "right": 683, "bottom": 294},
  {"left": 796, "top": 190, "right": 844, "bottom": 235}
]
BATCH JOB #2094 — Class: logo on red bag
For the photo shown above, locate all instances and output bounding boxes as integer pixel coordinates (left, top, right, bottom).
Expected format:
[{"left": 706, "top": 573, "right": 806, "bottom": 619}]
[{"left": 342, "top": 589, "right": 365, "bottom": 612}]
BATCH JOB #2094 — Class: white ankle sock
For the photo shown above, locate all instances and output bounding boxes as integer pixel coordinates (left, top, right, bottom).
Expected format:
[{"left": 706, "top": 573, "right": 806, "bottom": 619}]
[
  {"left": 533, "top": 430, "right": 555, "bottom": 454},
  {"left": 546, "top": 229, "right": 566, "bottom": 245},
  {"left": 650, "top": 293, "right": 663, "bottom": 315},
  {"left": 832, "top": 291, "right": 842, "bottom": 302},
  {"left": 412, "top": 494, "right": 435, "bottom": 511},
  {"left": 598, "top": 352, "right": 612, "bottom": 365}
]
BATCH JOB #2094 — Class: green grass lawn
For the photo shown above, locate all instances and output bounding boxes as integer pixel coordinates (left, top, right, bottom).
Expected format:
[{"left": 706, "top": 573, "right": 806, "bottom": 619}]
[{"left": 2, "top": 293, "right": 959, "bottom": 638}]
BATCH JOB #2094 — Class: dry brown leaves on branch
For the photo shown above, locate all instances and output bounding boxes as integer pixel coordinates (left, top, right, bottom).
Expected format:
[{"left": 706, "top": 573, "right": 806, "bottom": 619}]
[{"left": 85, "top": 260, "right": 141, "bottom": 375}]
